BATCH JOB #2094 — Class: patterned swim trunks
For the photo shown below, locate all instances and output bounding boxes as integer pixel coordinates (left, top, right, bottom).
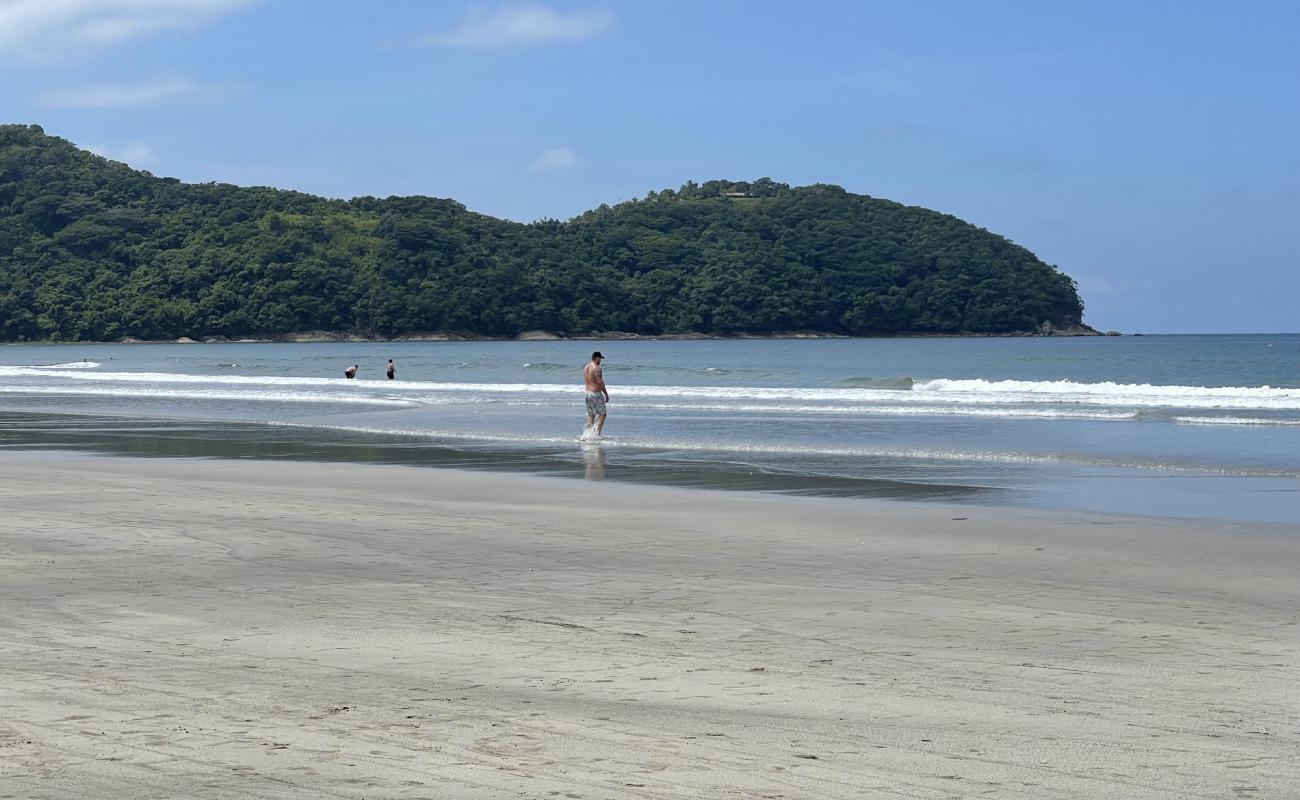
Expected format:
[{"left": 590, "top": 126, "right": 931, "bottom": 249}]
[{"left": 585, "top": 391, "right": 607, "bottom": 416}]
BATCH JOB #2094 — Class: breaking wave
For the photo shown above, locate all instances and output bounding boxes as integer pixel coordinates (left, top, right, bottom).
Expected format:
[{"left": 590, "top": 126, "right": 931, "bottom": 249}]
[
  {"left": 1174, "top": 416, "right": 1300, "bottom": 426},
  {"left": 3, "top": 366, "right": 1298, "bottom": 413}
]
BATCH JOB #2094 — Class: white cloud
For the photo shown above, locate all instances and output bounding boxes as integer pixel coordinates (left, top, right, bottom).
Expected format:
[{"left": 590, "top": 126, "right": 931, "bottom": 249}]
[
  {"left": 0, "top": 0, "right": 254, "bottom": 61},
  {"left": 532, "top": 147, "right": 578, "bottom": 170},
  {"left": 85, "top": 140, "right": 159, "bottom": 167},
  {"left": 37, "top": 77, "right": 225, "bottom": 108},
  {"left": 431, "top": 5, "right": 612, "bottom": 48}
]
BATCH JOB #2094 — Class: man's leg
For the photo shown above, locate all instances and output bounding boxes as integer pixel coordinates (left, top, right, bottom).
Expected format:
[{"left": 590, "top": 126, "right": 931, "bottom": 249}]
[
  {"left": 586, "top": 414, "right": 595, "bottom": 430},
  {"left": 595, "top": 414, "right": 606, "bottom": 435}
]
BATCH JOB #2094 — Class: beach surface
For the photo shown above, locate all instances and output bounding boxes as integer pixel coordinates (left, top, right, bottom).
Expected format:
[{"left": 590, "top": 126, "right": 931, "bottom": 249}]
[{"left": 1, "top": 451, "right": 1297, "bottom": 799}]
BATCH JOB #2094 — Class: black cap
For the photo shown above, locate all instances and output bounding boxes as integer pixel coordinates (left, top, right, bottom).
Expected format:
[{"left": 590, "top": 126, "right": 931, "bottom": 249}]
[{"left": 592, "top": 351, "right": 603, "bottom": 359}]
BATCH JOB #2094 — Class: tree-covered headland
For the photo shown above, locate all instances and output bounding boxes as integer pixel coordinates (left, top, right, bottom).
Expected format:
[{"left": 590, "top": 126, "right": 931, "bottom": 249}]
[{"left": 0, "top": 124, "right": 1088, "bottom": 342}]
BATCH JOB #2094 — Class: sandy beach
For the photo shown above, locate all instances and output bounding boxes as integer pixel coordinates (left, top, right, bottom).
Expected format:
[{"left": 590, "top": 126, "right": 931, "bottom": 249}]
[{"left": 1, "top": 451, "right": 1297, "bottom": 799}]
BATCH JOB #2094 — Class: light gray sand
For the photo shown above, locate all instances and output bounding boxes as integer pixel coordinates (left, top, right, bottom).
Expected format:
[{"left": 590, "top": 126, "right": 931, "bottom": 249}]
[{"left": 1, "top": 451, "right": 1297, "bottom": 799}]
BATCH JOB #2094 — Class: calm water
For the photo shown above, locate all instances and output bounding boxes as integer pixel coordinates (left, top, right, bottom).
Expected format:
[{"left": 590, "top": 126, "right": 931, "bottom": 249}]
[{"left": 2, "top": 335, "right": 1298, "bottom": 523}]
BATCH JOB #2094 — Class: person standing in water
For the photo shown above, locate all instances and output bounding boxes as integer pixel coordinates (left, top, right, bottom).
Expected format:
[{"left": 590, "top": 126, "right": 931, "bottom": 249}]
[
  {"left": 344, "top": 364, "right": 358, "bottom": 379},
  {"left": 386, "top": 359, "right": 396, "bottom": 380},
  {"left": 583, "top": 351, "right": 609, "bottom": 438}
]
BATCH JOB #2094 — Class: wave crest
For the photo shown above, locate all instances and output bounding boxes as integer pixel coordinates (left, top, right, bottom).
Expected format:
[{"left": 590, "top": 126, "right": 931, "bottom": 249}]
[{"left": 911, "top": 378, "right": 1300, "bottom": 410}]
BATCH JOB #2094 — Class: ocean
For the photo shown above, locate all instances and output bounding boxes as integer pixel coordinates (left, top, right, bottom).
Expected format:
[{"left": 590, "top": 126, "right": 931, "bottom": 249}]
[{"left": 1, "top": 335, "right": 1297, "bottom": 523}]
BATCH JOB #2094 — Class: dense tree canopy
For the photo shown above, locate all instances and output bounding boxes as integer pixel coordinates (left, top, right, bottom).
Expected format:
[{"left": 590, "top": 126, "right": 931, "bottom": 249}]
[{"left": 0, "top": 124, "right": 1085, "bottom": 341}]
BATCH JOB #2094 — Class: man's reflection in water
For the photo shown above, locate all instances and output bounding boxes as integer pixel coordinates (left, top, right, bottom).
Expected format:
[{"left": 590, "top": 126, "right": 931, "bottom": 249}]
[{"left": 582, "top": 442, "right": 607, "bottom": 481}]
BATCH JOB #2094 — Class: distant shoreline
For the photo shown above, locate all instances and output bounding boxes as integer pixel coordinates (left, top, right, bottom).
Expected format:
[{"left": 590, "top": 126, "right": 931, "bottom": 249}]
[{"left": 5, "top": 324, "right": 1112, "bottom": 346}]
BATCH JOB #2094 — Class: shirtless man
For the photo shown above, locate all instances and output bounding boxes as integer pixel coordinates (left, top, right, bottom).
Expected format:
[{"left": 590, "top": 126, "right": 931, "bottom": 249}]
[
  {"left": 583, "top": 351, "right": 609, "bottom": 437},
  {"left": 344, "top": 364, "right": 358, "bottom": 379}
]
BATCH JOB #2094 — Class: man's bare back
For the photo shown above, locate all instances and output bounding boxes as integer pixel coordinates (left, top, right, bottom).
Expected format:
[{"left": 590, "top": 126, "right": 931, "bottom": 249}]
[
  {"left": 583, "top": 362, "right": 605, "bottom": 393},
  {"left": 583, "top": 352, "right": 609, "bottom": 436}
]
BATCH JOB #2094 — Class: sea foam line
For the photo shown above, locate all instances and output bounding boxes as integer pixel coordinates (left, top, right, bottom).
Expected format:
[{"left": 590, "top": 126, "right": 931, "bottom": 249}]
[
  {"left": 913, "top": 378, "right": 1300, "bottom": 409},
  {"left": 1174, "top": 416, "right": 1300, "bottom": 427},
  {"left": 0, "top": 385, "right": 416, "bottom": 406},
  {"left": 617, "top": 402, "right": 1139, "bottom": 420},
  {"left": 31, "top": 361, "right": 102, "bottom": 369},
  {"left": 4, "top": 366, "right": 1300, "bottom": 410}
]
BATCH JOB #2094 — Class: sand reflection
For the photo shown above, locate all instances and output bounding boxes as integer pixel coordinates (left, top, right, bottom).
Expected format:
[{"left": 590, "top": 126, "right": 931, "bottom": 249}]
[{"left": 582, "top": 442, "right": 607, "bottom": 481}]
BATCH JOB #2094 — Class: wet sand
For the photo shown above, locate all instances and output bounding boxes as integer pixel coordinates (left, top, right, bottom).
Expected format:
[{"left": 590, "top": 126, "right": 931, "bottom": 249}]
[{"left": 1, "top": 451, "right": 1297, "bottom": 799}]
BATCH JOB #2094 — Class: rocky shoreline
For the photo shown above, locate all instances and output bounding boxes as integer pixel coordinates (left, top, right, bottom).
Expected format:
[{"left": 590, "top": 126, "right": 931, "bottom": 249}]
[{"left": 41, "top": 324, "right": 1114, "bottom": 346}]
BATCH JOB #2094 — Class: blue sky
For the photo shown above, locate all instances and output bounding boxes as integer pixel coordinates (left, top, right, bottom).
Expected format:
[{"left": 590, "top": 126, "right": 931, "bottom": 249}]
[{"left": 2, "top": 1, "right": 1297, "bottom": 333}]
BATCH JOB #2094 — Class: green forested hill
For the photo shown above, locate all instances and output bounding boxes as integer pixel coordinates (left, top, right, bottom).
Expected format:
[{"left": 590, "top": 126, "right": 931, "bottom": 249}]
[{"left": 0, "top": 124, "right": 1086, "bottom": 342}]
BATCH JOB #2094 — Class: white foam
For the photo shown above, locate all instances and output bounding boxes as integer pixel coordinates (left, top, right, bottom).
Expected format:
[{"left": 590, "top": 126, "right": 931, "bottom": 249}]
[
  {"left": 618, "top": 402, "right": 1139, "bottom": 420},
  {"left": 912, "top": 378, "right": 1300, "bottom": 410},
  {"left": 1174, "top": 416, "right": 1300, "bottom": 427},
  {"left": 0, "top": 366, "right": 416, "bottom": 388},
  {"left": 0, "top": 384, "right": 416, "bottom": 406},
  {"left": 4, "top": 365, "right": 1299, "bottom": 412}
]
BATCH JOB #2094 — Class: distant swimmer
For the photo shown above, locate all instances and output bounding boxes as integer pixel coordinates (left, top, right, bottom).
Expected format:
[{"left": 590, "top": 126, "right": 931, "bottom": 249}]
[
  {"left": 582, "top": 351, "right": 609, "bottom": 438},
  {"left": 386, "top": 359, "right": 396, "bottom": 380},
  {"left": 344, "top": 364, "right": 358, "bottom": 379}
]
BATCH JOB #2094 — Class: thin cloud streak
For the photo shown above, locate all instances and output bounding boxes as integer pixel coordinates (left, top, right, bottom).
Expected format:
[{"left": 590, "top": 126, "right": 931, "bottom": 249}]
[
  {"left": 430, "top": 5, "right": 613, "bottom": 48},
  {"left": 37, "top": 78, "right": 227, "bottom": 108},
  {"left": 532, "top": 147, "right": 579, "bottom": 170},
  {"left": 0, "top": 0, "right": 254, "bottom": 61},
  {"left": 84, "top": 140, "right": 159, "bottom": 167}
]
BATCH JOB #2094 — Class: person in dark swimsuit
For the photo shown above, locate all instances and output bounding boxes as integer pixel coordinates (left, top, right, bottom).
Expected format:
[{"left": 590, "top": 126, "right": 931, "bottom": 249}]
[
  {"left": 344, "top": 364, "right": 358, "bottom": 379},
  {"left": 386, "top": 359, "right": 395, "bottom": 380}
]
